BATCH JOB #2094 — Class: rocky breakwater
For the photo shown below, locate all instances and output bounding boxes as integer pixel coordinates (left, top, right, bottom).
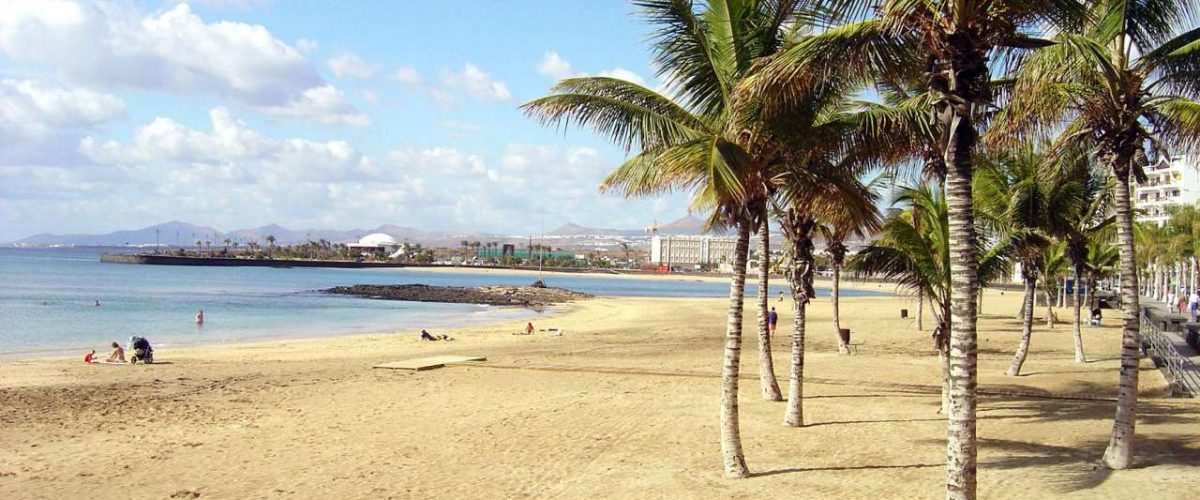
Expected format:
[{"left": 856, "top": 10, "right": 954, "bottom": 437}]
[{"left": 324, "top": 283, "right": 591, "bottom": 308}]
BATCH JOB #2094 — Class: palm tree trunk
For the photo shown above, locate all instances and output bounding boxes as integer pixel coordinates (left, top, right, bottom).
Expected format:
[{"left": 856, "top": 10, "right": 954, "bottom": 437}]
[
  {"left": 1102, "top": 168, "right": 1141, "bottom": 470},
  {"left": 783, "top": 215, "right": 815, "bottom": 428},
  {"left": 937, "top": 308, "right": 951, "bottom": 415},
  {"left": 917, "top": 289, "right": 925, "bottom": 331},
  {"left": 720, "top": 219, "right": 752, "bottom": 478},
  {"left": 757, "top": 216, "right": 782, "bottom": 401},
  {"left": 833, "top": 260, "right": 848, "bottom": 354},
  {"left": 941, "top": 103, "right": 980, "bottom": 500},
  {"left": 1044, "top": 282, "right": 1056, "bottom": 328},
  {"left": 1008, "top": 273, "right": 1037, "bottom": 376},
  {"left": 1060, "top": 276, "right": 1067, "bottom": 308},
  {"left": 1085, "top": 272, "right": 1094, "bottom": 314},
  {"left": 1073, "top": 263, "right": 1086, "bottom": 363}
]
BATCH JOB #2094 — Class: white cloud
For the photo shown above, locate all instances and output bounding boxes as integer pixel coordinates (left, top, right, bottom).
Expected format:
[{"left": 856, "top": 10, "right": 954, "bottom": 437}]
[
  {"left": 80, "top": 107, "right": 377, "bottom": 183},
  {"left": 188, "top": 0, "right": 273, "bottom": 9},
  {"left": 536, "top": 51, "right": 575, "bottom": 79},
  {"left": 255, "top": 85, "right": 370, "bottom": 126},
  {"left": 598, "top": 68, "right": 646, "bottom": 86},
  {"left": 295, "top": 38, "right": 319, "bottom": 52},
  {"left": 0, "top": 2, "right": 363, "bottom": 125},
  {"left": 361, "top": 89, "right": 380, "bottom": 105},
  {"left": 327, "top": 53, "right": 379, "bottom": 79},
  {"left": 0, "top": 79, "right": 125, "bottom": 165},
  {"left": 535, "top": 51, "right": 646, "bottom": 86},
  {"left": 440, "top": 63, "right": 511, "bottom": 103},
  {"left": 390, "top": 66, "right": 421, "bottom": 85},
  {"left": 427, "top": 88, "right": 456, "bottom": 110}
]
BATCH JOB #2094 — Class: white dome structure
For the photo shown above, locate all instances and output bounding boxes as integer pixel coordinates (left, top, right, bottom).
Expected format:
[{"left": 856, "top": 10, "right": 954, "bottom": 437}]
[{"left": 357, "top": 233, "right": 398, "bottom": 247}]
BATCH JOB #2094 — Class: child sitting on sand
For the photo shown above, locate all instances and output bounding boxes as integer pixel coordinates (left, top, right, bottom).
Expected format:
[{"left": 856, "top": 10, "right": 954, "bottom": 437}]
[
  {"left": 106, "top": 342, "right": 125, "bottom": 363},
  {"left": 84, "top": 349, "right": 95, "bottom": 363}
]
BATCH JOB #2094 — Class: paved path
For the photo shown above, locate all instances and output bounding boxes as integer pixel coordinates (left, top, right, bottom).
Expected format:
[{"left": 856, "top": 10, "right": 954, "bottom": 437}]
[{"left": 1140, "top": 297, "right": 1200, "bottom": 396}]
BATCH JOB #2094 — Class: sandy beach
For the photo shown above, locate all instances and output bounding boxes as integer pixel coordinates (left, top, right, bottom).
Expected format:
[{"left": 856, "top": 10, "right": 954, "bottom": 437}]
[{"left": 1, "top": 285, "right": 1197, "bottom": 499}]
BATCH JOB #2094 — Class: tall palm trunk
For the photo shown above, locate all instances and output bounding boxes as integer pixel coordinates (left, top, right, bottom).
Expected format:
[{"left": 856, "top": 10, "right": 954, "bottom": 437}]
[
  {"left": 782, "top": 213, "right": 815, "bottom": 427},
  {"left": 1043, "top": 281, "right": 1056, "bottom": 328},
  {"left": 1102, "top": 166, "right": 1141, "bottom": 470},
  {"left": 757, "top": 216, "right": 782, "bottom": 401},
  {"left": 1008, "top": 270, "right": 1037, "bottom": 376},
  {"left": 917, "top": 289, "right": 925, "bottom": 331},
  {"left": 1059, "top": 276, "right": 1067, "bottom": 308},
  {"left": 936, "top": 302, "right": 951, "bottom": 414},
  {"left": 832, "top": 250, "right": 848, "bottom": 354},
  {"left": 1072, "top": 262, "right": 1086, "bottom": 363},
  {"left": 938, "top": 75, "right": 981, "bottom": 500},
  {"left": 720, "top": 219, "right": 751, "bottom": 478},
  {"left": 1086, "top": 272, "right": 1096, "bottom": 313}
]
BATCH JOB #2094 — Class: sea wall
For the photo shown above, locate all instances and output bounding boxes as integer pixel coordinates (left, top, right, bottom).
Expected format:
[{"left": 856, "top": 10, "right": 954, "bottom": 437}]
[{"left": 99, "top": 253, "right": 407, "bottom": 268}]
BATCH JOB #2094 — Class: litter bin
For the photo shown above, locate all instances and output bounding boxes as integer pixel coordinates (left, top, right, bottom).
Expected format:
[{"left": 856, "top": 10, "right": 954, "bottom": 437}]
[
  {"left": 900, "top": 309, "right": 908, "bottom": 319},
  {"left": 839, "top": 328, "right": 851, "bottom": 345}
]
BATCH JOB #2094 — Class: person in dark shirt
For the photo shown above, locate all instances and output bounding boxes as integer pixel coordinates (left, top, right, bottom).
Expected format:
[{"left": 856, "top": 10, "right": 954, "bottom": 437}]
[{"left": 768, "top": 307, "right": 779, "bottom": 334}]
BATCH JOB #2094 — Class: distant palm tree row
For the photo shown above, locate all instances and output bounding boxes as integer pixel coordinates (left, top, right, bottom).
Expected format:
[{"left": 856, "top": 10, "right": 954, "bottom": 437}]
[{"left": 523, "top": 1, "right": 1199, "bottom": 498}]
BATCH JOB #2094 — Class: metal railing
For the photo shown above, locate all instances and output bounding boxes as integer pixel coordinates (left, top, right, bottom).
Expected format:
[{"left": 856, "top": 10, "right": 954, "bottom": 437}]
[{"left": 1141, "top": 313, "right": 1200, "bottom": 397}]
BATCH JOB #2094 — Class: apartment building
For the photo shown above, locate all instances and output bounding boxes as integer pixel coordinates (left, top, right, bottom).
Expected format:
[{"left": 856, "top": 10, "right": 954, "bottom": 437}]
[{"left": 1136, "top": 155, "right": 1200, "bottom": 226}]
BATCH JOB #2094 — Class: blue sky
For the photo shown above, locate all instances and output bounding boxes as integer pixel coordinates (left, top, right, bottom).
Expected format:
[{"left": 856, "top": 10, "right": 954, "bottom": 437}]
[{"left": 0, "top": 0, "right": 695, "bottom": 241}]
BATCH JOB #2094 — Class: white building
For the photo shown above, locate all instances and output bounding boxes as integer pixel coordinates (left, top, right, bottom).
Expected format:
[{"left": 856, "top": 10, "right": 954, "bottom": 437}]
[
  {"left": 650, "top": 234, "right": 742, "bottom": 270},
  {"left": 1136, "top": 155, "right": 1200, "bottom": 226},
  {"left": 347, "top": 233, "right": 402, "bottom": 257}
]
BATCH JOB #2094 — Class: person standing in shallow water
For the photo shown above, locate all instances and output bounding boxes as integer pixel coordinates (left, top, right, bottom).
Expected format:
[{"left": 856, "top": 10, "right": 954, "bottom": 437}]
[{"left": 195, "top": 309, "right": 204, "bottom": 325}]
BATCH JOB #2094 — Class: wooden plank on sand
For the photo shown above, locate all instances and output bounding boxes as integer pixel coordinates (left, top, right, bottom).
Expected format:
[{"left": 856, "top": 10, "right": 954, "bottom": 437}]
[{"left": 373, "top": 355, "right": 487, "bottom": 371}]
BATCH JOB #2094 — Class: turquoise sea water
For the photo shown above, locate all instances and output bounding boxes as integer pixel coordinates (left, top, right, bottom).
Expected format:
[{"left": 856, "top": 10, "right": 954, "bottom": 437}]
[{"left": 0, "top": 248, "right": 886, "bottom": 358}]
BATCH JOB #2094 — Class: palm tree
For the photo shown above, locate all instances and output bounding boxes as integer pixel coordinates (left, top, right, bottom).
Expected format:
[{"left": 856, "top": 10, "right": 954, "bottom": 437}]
[
  {"left": 755, "top": 215, "right": 783, "bottom": 400},
  {"left": 1087, "top": 241, "right": 1120, "bottom": 312},
  {"left": 522, "top": 0, "right": 810, "bottom": 478},
  {"left": 751, "top": 3, "right": 1088, "bottom": 493},
  {"left": 265, "top": 235, "right": 276, "bottom": 258},
  {"left": 774, "top": 158, "right": 879, "bottom": 427},
  {"left": 991, "top": 0, "right": 1200, "bottom": 469},
  {"left": 851, "top": 183, "right": 1011, "bottom": 413},
  {"left": 1059, "top": 152, "right": 1114, "bottom": 363},
  {"left": 974, "top": 145, "right": 1081, "bottom": 376},
  {"left": 819, "top": 197, "right": 881, "bottom": 354}
]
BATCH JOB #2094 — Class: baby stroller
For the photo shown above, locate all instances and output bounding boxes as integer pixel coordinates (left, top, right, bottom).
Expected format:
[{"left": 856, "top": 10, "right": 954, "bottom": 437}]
[{"left": 128, "top": 336, "right": 154, "bottom": 364}]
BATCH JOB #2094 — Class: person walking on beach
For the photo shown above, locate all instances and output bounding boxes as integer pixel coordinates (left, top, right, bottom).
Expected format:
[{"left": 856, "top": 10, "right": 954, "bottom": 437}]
[
  {"left": 195, "top": 309, "right": 204, "bottom": 324},
  {"left": 525, "top": 322, "right": 534, "bottom": 335},
  {"left": 768, "top": 307, "right": 778, "bottom": 335},
  {"left": 1189, "top": 290, "right": 1199, "bottom": 322}
]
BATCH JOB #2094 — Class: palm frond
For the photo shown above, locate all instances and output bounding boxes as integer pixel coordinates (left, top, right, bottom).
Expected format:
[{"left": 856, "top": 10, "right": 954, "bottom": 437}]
[{"left": 521, "top": 77, "right": 711, "bottom": 152}]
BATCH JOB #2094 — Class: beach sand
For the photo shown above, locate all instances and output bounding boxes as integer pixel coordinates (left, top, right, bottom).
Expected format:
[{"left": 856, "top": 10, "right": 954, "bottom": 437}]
[{"left": 1, "top": 285, "right": 1197, "bottom": 499}]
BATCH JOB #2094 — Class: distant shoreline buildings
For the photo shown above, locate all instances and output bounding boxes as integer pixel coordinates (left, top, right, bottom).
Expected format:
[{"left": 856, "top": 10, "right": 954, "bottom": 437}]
[{"left": 1136, "top": 155, "right": 1199, "bottom": 226}]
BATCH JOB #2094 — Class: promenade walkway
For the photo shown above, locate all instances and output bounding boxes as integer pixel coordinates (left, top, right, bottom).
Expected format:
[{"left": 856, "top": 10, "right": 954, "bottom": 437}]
[{"left": 1139, "top": 297, "right": 1200, "bottom": 396}]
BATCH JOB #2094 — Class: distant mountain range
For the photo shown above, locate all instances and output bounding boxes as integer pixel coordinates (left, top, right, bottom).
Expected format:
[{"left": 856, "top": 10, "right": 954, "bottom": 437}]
[
  {"left": 546, "top": 215, "right": 714, "bottom": 237},
  {"left": 8, "top": 215, "right": 715, "bottom": 248}
]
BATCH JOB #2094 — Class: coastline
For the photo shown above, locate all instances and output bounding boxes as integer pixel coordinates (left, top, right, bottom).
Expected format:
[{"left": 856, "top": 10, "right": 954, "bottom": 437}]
[
  {"left": 3, "top": 291, "right": 1194, "bottom": 499},
  {"left": 388, "top": 264, "right": 897, "bottom": 293}
]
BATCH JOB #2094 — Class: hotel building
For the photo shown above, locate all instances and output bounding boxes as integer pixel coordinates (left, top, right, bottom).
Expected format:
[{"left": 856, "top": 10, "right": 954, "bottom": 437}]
[
  {"left": 1136, "top": 155, "right": 1200, "bottom": 226},
  {"left": 649, "top": 234, "right": 742, "bottom": 269}
]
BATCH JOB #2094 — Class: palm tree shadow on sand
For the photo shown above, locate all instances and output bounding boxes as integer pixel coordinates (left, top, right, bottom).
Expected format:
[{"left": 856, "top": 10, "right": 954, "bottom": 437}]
[
  {"left": 752, "top": 462, "right": 942, "bottom": 478},
  {"left": 975, "top": 436, "right": 1200, "bottom": 492}
]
